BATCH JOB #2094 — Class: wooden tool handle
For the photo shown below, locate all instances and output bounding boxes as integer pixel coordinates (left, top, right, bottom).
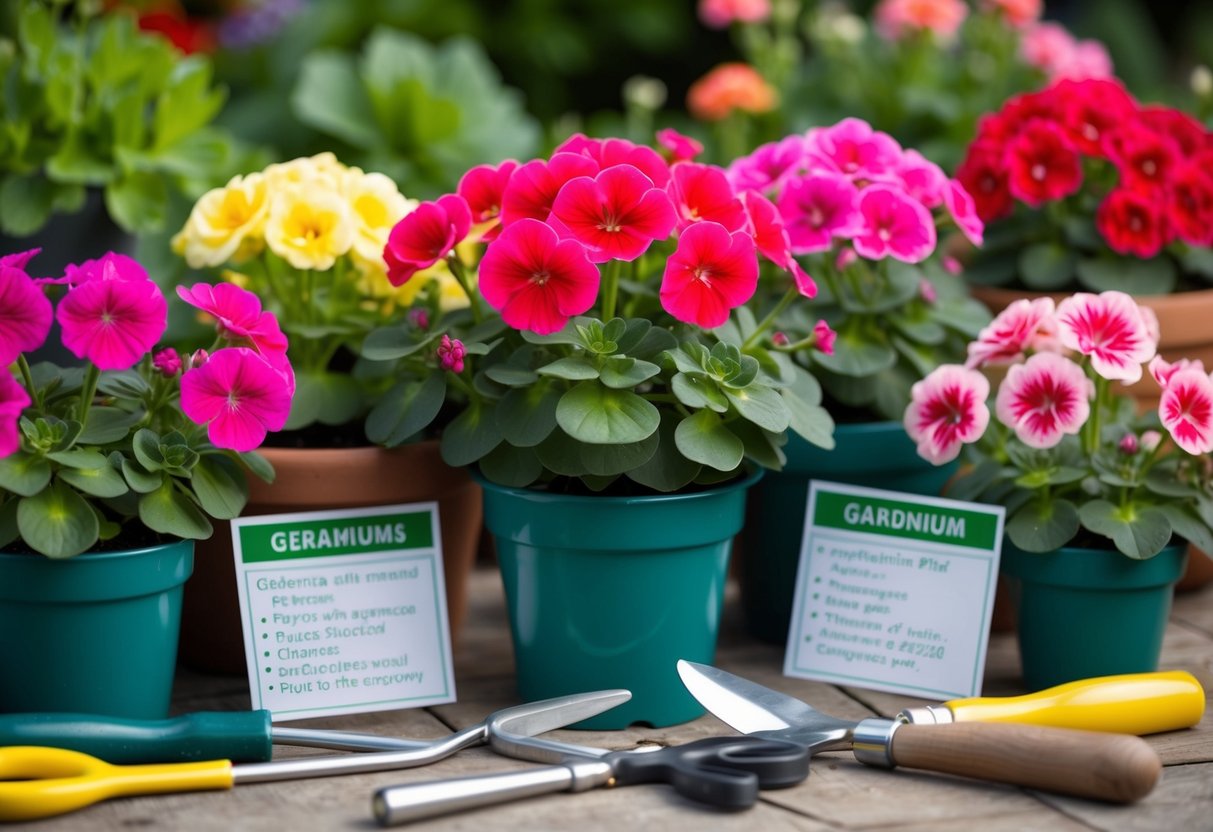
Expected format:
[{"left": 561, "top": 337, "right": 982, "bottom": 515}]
[{"left": 890, "top": 722, "right": 1161, "bottom": 803}]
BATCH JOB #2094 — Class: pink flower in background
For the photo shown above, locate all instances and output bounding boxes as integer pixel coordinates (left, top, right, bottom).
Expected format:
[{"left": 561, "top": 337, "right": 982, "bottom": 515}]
[
  {"left": 919, "top": 278, "right": 938, "bottom": 303},
  {"left": 944, "top": 179, "right": 984, "bottom": 246},
  {"left": 966, "top": 297, "right": 1059, "bottom": 368},
  {"left": 777, "top": 173, "right": 862, "bottom": 254},
  {"left": 499, "top": 153, "right": 599, "bottom": 227},
  {"left": 897, "top": 150, "right": 949, "bottom": 208},
  {"left": 813, "top": 320, "right": 837, "bottom": 356},
  {"left": 805, "top": 119, "right": 902, "bottom": 183},
  {"left": 660, "top": 221, "right": 758, "bottom": 328},
  {"left": 478, "top": 218, "right": 600, "bottom": 334},
  {"left": 458, "top": 160, "right": 519, "bottom": 235},
  {"left": 0, "top": 372, "right": 30, "bottom": 458},
  {"left": 383, "top": 194, "right": 472, "bottom": 286},
  {"left": 1149, "top": 355, "right": 1206, "bottom": 389},
  {"left": 726, "top": 135, "right": 805, "bottom": 195},
  {"left": 56, "top": 270, "right": 167, "bottom": 371},
  {"left": 555, "top": 134, "right": 671, "bottom": 189},
  {"left": 180, "top": 347, "right": 292, "bottom": 452},
  {"left": 904, "top": 365, "right": 991, "bottom": 465},
  {"left": 698, "top": 0, "right": 771, "bottom": 28},
  {"left": 1159, "top": 368, "right": 1213, "bottom": 455},
  {"left": 550, "top": 165, "right": 677, "bottom": 263},
  {"left": 1021, "top": 22, "right": 1113, "bottom": 82},
  {"left": 1056, "top": 291, "right": 1157, "bottom": 384},
  {"left": 995, "top": 351, "right": 1092, "bottom": 448},
  {"left": 176, "top": 282, "right": 289, "bottom": 357},
  {"left": 874, "top": 0, "right": 968, "bottom": 42},
  {"left": 152, "top": 348, "right": 182, "bottom": 377},
  {"left": 852, "top": 184, "right": 937, "bottom": 263},
  {"left": 740, "top": 190, "right": 817, "bottom": 297},
  {"left": 657, "top": 128, "right": 704, "bottom": 162},
  {"left": 667, "top": 162, "right": 748, "bottom": 232},
  {"left": 0, "top": 262, "right": 53, "bottom": 366},
  {"left": 436, "top": 335, "right": 467, "bottom": 373},
  {"left": 982, "top": 0, "right": 1042, "bottom": 27}
]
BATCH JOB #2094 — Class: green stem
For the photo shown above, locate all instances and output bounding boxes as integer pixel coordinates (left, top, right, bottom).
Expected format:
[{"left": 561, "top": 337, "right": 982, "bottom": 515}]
[
  {"left": 601, "top": 259, "right": 622, "bottom": 322},
  {"left": 76, "top": 364, "right": 101, "bottom": 432},
  {"left": 743, "top": 286, "right": 798, "bottom": 350},
  {"left": 446, "top": 255, "right": 483, "bottom": 324},
  {"left": 16, "top": 355, "right": 39, "bottom": 411},
  {"left": 1083, "top": 372, "right": 1108, "bottom": 457}
]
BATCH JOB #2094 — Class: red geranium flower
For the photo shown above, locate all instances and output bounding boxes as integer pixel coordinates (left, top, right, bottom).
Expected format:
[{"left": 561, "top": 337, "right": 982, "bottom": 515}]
[
  {"left": 956, "top": 139, "right": 1014, "bottom": 221},
  {"left": 550, "top": 164, "right": 678, "bottom": 263},
  {"left": 1096, "top": 187, "right": 1171, "bottom": 258},
  {"left": 1056, "top": 77, "right": 1137, "bottom": 157},
  {"left": 1168, "top": 158, "right": 1213, "bottom": 246},
  {"left": 1006, "top": 120, "right": 1082, "bottom": 206},
  {"left": 1104, "top": 120, "right": 1182, "bottom": 195}
]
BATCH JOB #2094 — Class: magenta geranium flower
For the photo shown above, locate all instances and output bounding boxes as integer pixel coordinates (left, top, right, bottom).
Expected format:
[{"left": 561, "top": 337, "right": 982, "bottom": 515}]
[
  {"left": 180, "top": 347, "right": 293, "bottom": 452},
  {"left": 659, "top": 221, "right": 758, "bottom": 328},
  {"left": 1159, "top": 367, "right": 1213, "bottom": 455},
  {"left": 667, "top": 162, "right": 748, "bottom": 232},
  {"left": 852, "top": 184, "right": 937, "bottom": 263},
  {"left": 740, "top": 190, "right": 817, "bottom": 298},
  {"left": 550, "top": 165, "right": 678, "bottom": 263},
  {"left": 995, "top": 351, "right": 1092, "bottom": 448},
  {"left": 176, "top": 283, "right": 289, "bottom": 356},
  {"left": 904, "top": 365, "right": 990, "bottom": 465},
  {"left": 726, "top": 135, "right": 806, "bottom": 194},
  {"left": 897, "top": 150, "right": 948, "bottom": 208},
  {"left": 0, "top": 263, "right": 53, "bottom": 366},
  {"left": 478, "top": 218, "right": 600, "bottom": 334},
  {"left": 0, "top": 248, "right": 41, "bottom": 272},
  {"left": 657, "top": 128, "right": 704, "bottom": 162},
  {"left": 944, "top": 179, "right": 985, "bottom": 246},
  {"left": 556, "top": 134, "right": 671, "bottom": 189},
  {"left": 499, "top": 153, "right": 599, "bottom": 227},
  {"left": 966, "top": 297, "right": 1060, "bottom": 368},
  {"left": 59, "top": 251, "right": 151, "bottom": 287},
  {"left": 56, "top": 270, "right": 167, "bottom": 371},
  {"left": 1056, "top": 291, "right": 1156, "bottom": 383},
  {"left": 814, "top": 320, "right": 837, "bottom": 356},
  {"left": 383, "top": 194, "right": 472, "bottom": 286},
  {"left": 805, "top": 118, "right": 903, "bottom": 183},
  {"left": 0, "top": 372, "right": 30, "bottom": 458},
  {"left": 777, "top": 172, "right": 862, "bottom": 254},
  {"left": 458, "top": 160, "right": 519, "bottom": 234}
]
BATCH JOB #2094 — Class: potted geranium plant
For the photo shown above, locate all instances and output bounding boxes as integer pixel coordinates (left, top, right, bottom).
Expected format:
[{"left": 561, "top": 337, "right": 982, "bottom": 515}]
[
  {"left": 904, "top": 290, "right": 1213, "bottom": 687},
  {"left": 169, "top": 152, "right": 484, "bottom": 672},
  {"left": 721, "top": 117, "right": 992, "bottom": 643},
  {"left": 0, "top": 248, "right": 293, "bottom": 719},
  {"left": 366, "top": 131, "right": 836, "bottom": 728}
]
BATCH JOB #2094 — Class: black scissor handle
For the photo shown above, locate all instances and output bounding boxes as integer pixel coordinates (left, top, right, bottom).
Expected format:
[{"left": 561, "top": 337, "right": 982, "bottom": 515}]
[{"left": 610, "top": 736, "right": 810, "bottom": 810}]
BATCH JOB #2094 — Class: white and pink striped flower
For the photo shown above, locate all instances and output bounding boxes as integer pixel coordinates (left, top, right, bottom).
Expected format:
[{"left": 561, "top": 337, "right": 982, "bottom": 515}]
[
  {"left": 1148, "top": 355, "right": 1206, "bottom": 390},
  {"left": 1056, "top": 291, "right": 1157, "bottom": 384},
  {"left": 965, "top": 296, "right": 1060, "bottom": 368},
  {"left": 994, "top": 351, "right": 1092, "bottom": 448},
  {"left": 904, "top": 365, "right": 991, "bottom": 464},
  {"left": 1159, "top": 368, "right": 1213, "bottom": 455}
]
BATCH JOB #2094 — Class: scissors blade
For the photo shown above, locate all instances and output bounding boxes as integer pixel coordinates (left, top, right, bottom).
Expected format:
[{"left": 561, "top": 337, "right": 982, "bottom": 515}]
[
  {"left": 677, "top": 661, "right": 819, "bottom": 733},
  {"left": 490, "top": 689, "right": 632, "bottom": 739}
]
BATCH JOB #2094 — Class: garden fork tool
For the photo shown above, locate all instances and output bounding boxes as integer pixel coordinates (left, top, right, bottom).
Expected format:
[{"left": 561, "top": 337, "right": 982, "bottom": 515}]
[
  {"left": 0, "top": 689, "right": 629, "bottom": 822},
  {"left": 677, "top": 660, "right": 1162, "bottom": 803}
]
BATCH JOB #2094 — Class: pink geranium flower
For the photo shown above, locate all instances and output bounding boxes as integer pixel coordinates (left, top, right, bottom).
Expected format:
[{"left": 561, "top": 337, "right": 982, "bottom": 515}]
[
  {"left": 176, "top": 282, "right": 289, "bottom": 356},
  {"left": 660, "top": 221, "right": 759, "bottom": 328},
  {"left": 698, "top": 0, "right": 771, "bottom": 28},
  {"left": 814, "top": 320, "right": 837, "bottom": 355},
  {"left": 852, "top": 184, "right": 937, "bottom": 263},
  {"left": 777, "top": 172, "right": 862, "bottom": 254},
  {"left": 965, "top": 297, "right": 1060, "bottom": 368},
  {"left": 0, "top": 372, "right": 30, "bottom": 458},
  {"left": 1056, "top": 291, "right": 1156, "bottom": 383},
  {"left": 740, "top": 191, "right": 817, "bottom": 297},
  {"left": 554, "top": 134, "right": 671, "bottom": 189},
  {"left": 180, "top": 347, "right": 293, "bottom": 452},
  {"left": 805, "top": 118, "right": 903, "bottom": 183},
  {"left": 550, "top": 165, "right": 678, "bottom": 263},
  {"left": 59, "top": 252, "right": 151, "bottom": 287},
  {"left": 995, "top": 351, "right": 1092, "bottom": 448},
  {"left": 726, "top": 135, "right": 806, "bottom": 195},
  {"left": 499, "top": 153, "right": 600, "bottom": 227},
  {"left": 0, "top": 263, "right": 53, "bottom": 366},
  {"left": 897, "top": 150, "right": 949, "bottom": 208},
  {"left": 56, "top": 269, "right": 168, "bottom": 371},
  {"left": 1159, "top": 368, "right": 1213, "bottom": 455},
  {"left": 667, "top": 162, "right": 748, "bottom": 232},
  {"left": 436, "top": 335, "right": 467, "bottom": 373},
  {"left": 458, "top": 160, "right": 519, "bottom": 237},
  {"left": 383, "top": 194, "right": 472, "bottom": 286},
  {"left": 905, "top": 365, "right": 991, "bottom": 465},
  {"left": 0, "top": 248, "right": 41, "bottom": 272},
  {"left": 477, "top": 218, "right": 600, "bottom": 334},
  {"left": 656, "top": 128, "right": 704, "bottom": 162},
  {"left": 944, "top": 179, "right": 984, "bottom": 246}
]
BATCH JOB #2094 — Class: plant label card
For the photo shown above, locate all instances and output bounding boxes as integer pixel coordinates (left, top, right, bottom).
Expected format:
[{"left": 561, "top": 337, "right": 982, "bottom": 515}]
[
  {"left": 783, "top": 481, "right": 1005, "bottom": 700},
  {"left": 231, "top": 503, "right": 456, "bottom": 721}
]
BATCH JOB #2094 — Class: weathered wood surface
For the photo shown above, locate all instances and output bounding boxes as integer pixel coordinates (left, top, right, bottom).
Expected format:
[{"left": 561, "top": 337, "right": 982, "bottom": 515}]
[{"left": 14, "top": 567, "right": 1213, "bottom": 831}]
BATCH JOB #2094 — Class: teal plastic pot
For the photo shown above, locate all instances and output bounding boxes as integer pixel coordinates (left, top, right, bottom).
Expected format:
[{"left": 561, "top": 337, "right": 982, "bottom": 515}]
[
  {"left": 1000, "top": 540, "right": 1187, "bottom": 690},
  {"left": 741, "top": 422, "right": 956, "bottom": 644},
  {"left": 0, "top": 539, "right": 194, "bottom": 719},
  {"left": 481, "top": 470, "right": 761, "bottom": 730}
]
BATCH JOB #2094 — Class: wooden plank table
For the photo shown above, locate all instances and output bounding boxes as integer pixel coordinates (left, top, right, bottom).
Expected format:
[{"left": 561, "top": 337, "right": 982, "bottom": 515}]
[{"left": 16, "top": 565, "right": 1213, "bottom": 831}]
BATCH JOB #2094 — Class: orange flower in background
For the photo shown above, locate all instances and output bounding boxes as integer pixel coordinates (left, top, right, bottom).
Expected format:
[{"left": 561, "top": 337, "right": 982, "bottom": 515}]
[
  {"left": 687, "top": 63, "right": 777, "bottom": 122},
  {"left": 873, "top": 0, "right": 968, "bottom": 42},
  {"left": 982, "top": 0, "right": 1043, "bottom": 28}
]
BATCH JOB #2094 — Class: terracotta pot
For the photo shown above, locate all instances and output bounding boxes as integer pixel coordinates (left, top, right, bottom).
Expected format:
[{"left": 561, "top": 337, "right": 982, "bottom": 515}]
[{"left": 179, "top": 441, "right": 482, "bottom": 675}]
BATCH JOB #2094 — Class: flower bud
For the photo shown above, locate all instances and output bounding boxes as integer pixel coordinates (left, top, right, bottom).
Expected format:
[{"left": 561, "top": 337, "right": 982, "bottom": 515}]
[
  {"left": 814, "top": 320, "right": 837, "bottom": 356},
  {"left": 771, "top": 331, "right": 790, "bottom": 346},
  {"left": 153, "top": 348, "right": 182, "bottom": 377},
  {"left": 437, "top": 334, "right": 467, "bottom": 374},
  {"left": 1118, "top": 433, "right": 1139, "bottom": 455},
  {"left": 1141, "top": 430, "right": 1162, "bottom": 452},
  {"left": 189, "top": 348, "right": 210, "bottom": 369}
]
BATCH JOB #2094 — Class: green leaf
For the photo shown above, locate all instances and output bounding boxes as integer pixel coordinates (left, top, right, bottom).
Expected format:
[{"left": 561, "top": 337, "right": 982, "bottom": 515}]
[
  {"left": 440, "top": 400, "right": 503, "bottom": 467},
  {"left": 360, "top": 325, "right": 439, "bottom": 361},
  {"left": 782, "top": 389, "right": 835, "bottom": 451},
  {"left": 730, "top": 420, "right": 786, "bottom": 471},
  {"left": 1019, "top": 243, "right": 1078, "bottom": 291},
  {"left": 237, "top": 450, "right": 275, "bottom": 484},
  {"left": 1075, "top": 257, "right": 1177, "bottom": 295},
  {"left": 671, "top": 373, "right": 729, "bottom": 413},
  {"left": 1158, "top": 504, "right": 1213, "bottom": 558},
  {"left": 0, "top": 173, "right": 56, "bottom": 236},
  {"left": 57, "top": 464, "right": 128, "bottom": 499},
  {"left": 97, "top": 371, "right": 150, "bottom": 399},
  {"left": 78, "top": 407, "right": 140, "bottom": 445},
  {"left": 537, "top": 356, "right": 599, "bottom": 381},
  {"left": 1006, "top": 498, "right": 1080, "bottom": 552},
  {"left": 46, "top": 128, "right": 115, "bottom": 185},
  {"left": 1180, "top": 247, "right": 1213, "bottom": 282},
  {"left": 946, "top": 459, "right": 1007, "bottom": 501},
  {"left": 626, "top": 414, "right": 702, "bottom": 493},
  {"left": 292, "top": 51, "right": 380, "bottom": 149},
  {"left": 477, "top": 442, "right": 543, "bottom": 488},
  {"left": 0, "top": 452, "right": 52, "bottom": 497},
  {"left": 496, "top": 384, "right": 560, "bottom": 448},
  {"left": 17, "top": 482, "right": 99, "bottom": 558},
  {"left": 105, "top": 171, "right": 168, "bottom": 234},
  {"left": 139, "top": 481, "right": 213, "bottom": 540},
  {"left": 122, "top": 458, "right": 164, "bottom": 494},
  {"left": 132, "top": 429, "right": 166, "bottom": 472},
  {"left": 579, "top": 432, "right": 659, "bottom": 476},
  {"left": 555, "top": 382, "right": 659, "bottom": 444},
  {"left": 286, "top": 372, "right": 366, "bottom": 431},
  {"left": 191, "top": 455, "right": 249, "bottom": 520},
  {"left": 674, "top": 410, "right": 744, "bottom": 472},
  {"left": 1078, "top": 500, "right": 1173, "bottom": 559},
  {"left": 724, "top": 385, "right": 790, "bottom": 433},
  {"left": 534, "top": 428, "right": 591, "bottom": 477},
  {"left": 599, "top": 356, "right": 660, "bottom": 389},
  {"left": 364, "top": 373, "right": 446, "bottom": 447},
  {"left": 153, "top": 58, "right": 226, "bottom": 151},
  {"left": 813, "top": 334, "right": 897, "bottom": 379}
]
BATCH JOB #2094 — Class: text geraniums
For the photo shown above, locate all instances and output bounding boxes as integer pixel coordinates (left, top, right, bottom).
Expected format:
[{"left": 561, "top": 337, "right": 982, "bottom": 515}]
[
  {"left": 0, "top": 249, "right": 294, "bottom": 558},
  {"left": 905, "top": 290, "right": 1213, "bottom": 559},
  {"left": 365, "top": 132, "right": 837, "bottom": 493},
  {"left": 957, "top": 77, "right": 1213, "bottom": 294},
  {"left": 726, "top": 118, "right": 992, "bottom": 420}
]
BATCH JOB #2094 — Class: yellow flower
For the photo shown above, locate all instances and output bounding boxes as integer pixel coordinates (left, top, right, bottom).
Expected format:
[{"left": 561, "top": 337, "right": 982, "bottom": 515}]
[
  {"left": 263, "top": 153, "right": 345, "bottom": 192},
  {"left": 172, "top": 173, "right": 269, "bottom": 268},
  {"left": 343, "top": 170, "right": 416, "bottom": 267},
  {"left": 264, "top": 185, "right": 355, "bottom": 271}
]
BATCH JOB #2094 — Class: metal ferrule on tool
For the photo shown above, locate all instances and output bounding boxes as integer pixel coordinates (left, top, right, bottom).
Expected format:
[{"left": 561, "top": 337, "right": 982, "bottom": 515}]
[
  {"left": 897, "top": 705, "right": 955, "bottom": 725},
  {"left": 850, "top": 718, "right": 900, "bottom": 768}
]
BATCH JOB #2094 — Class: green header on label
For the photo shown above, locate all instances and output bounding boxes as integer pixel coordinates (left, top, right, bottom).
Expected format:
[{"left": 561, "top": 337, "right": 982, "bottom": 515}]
[
  {"left": 813, "top": 490, "right": 998, "bottom": 549},
  {"left": 239, "top": 511, "right": 434, "bottom": 563}
]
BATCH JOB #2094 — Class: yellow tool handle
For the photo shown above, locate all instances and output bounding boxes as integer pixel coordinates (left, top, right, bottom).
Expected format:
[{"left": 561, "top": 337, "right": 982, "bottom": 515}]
[
  {"left": 0, "top": 746, "right": 234, "bottom": 822},
  {"left": 946, "top": 671, "right": 1206, "bottom": 734}
]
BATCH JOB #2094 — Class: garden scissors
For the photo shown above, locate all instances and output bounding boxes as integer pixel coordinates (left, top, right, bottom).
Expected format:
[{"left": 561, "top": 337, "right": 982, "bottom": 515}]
[
  {"left": 372, "top": 693, "right": 810, "bottom": 825},
  {"left": 0, "top": 690, "right": 630, "bottom": 822}
]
